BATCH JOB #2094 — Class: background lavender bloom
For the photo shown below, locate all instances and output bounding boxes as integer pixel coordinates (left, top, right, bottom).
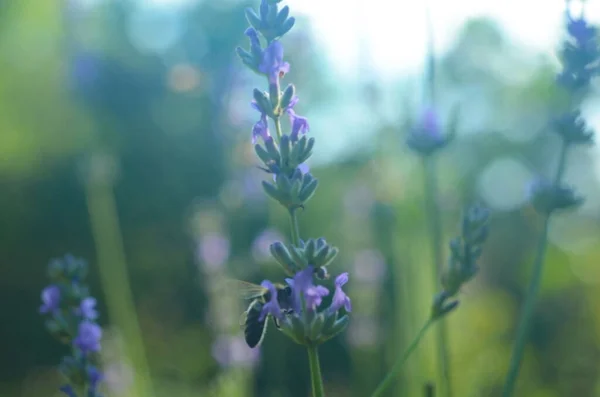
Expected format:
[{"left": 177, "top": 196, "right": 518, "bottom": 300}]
[
  {"left": 39, "top": 285, "right": 61, "bottom": 315},
  {"left": 212, "top": 336, "right": 260, "bottom": 368},
  {"left": 197, "top": 233, "right": 231, "bottom": 270},
  {"left": 74, "top": 321, "right": 102, "bottom": 353},
  {"left": 78, "top": 297, "right": 98, "bottom": 320},
  {"left": 251, "top": 228, "right": 285, "bottom": 262},
  {"left": 352, "top": 250, "right": 387, "bottom": 284}
]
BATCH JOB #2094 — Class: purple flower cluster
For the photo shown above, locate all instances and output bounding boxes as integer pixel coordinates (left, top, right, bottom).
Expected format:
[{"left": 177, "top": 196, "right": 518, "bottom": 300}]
[
  {"left": 258, "top": 266, "right": 351, "bottom": 345},
  {"left": 39, "top": 255, "right": 103, "bottom": 397}
]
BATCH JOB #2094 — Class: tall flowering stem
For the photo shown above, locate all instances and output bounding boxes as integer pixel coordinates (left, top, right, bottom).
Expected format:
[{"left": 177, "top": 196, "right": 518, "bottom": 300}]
[
  {"left": 371, "top": 204, "right": 490, "bottom": 397},
  {"left": 502, "top": 4, "right": 596, "bottom": 395},
  {"left": 235, "top": 2, "right": 351, "bottom": 396},
  {"left": 405, "top": 10, "right": 457, "bottom": 394},
  {"left": 371, "top": 319, "right": 433, "bottom": 397}
]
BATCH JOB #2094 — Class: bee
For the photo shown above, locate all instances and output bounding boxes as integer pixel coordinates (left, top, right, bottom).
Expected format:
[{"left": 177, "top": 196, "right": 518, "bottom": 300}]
[{"left": 231, "top": 280, "right": 295, "bottom": 348}]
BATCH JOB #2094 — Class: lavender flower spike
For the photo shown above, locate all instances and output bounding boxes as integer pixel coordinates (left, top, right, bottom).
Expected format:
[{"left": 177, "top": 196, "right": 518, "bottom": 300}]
[{"left": 329, "top": 272, "right": 352, "bottom": 313}]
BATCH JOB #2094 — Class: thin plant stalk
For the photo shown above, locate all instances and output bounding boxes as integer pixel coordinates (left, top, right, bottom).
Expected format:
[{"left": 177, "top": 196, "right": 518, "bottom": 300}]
[
  {"left": 371, "top": 319, "right": 434, "bottom": 397},
  {"left": 422, "top": 156, "right": 452, "bottom": 397},
  {"left": 85, "top": 161, "right": 154, "bottom": 397},
  {"left": 501, "top": 142, "right": 569, "bottom": 397},
  {"left": 307, "top": 345, "right": 326, "bottom": 397}
]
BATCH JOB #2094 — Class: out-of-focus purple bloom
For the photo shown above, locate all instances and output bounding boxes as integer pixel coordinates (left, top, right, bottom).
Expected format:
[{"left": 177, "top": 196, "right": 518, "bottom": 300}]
[
  {"left": 352, "top": 250, "right": 387, "bottom": 284},
  {"left": 212, "top": 335, "right": 260, "bottom": 368},
  {"left": 298, "top": 163, "right": 310, "bottom": 175},
  {"left": 347, "top": 315, "right": 379, "bottom": 348},
  {"left": 70, "top": 52, "right": 101, "bottom": 94},
  {"left": 258, "top": 41, "right": 290, "bottom": 84},
  {"left": 329, "top": 273, "right": 351, "bottom": 313},
  {"left": 87, "top": 366, "right": 103, "bottom": 392},
  {"left": 59, "top": 384, "right": 77, "bottom": 397},
  {"left": 40, "top": 285, "right": 61, "bottom": 315},
  {"left": 197, "top": 233, "right": 230, "bottom": 270},
  {"left": 74, "top": 321, "right": 102, "bottom": 353},
  {"left": 567, "top": 11, "right": 597, "bottom": 46},
  {"left": 251, "top": 228, "right": 285, "bottom": 261},
  {"left": 419, "top": 108, "right": 442, "bottom": 139},
  {"left": 259, "top": 281, "right": 283, "bottom": 321},
  {"left": 77, "top": 297, "right": 98, "bottom": 320}
]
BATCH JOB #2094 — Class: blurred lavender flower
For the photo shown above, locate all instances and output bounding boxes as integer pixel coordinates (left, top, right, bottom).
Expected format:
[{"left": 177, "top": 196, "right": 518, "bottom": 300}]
[
  {"left": 40, "top": 254, "right": 104, "bottom": 397},
  {"left": 527, "top": 177, "right": 583, "bottom": 214},
  {"left": 197, "top": 233, "right": 230, "bottom": 270},
  {"left": 212, "top": 336, "right": 260, "bottom": 368},
  {"left": 78, "top": 297, "right": 99, "bottom": 320},
  {"left": 75, "top": 322, "right": 103, "bottom": 353},
  {"left": 251, "top": 228, "right": 285, "bottom": 262},
  {"left": 39, "top": 285, "right": 61, "bottom": 315},
  {"left": 347, "top": 315, "right": 380, "bottom": 348},
  {"left": 352, "top": 250, "right": 387, "bottom": 284},
  {"left": 329, "top": 273, "right": 351, "bottom": 313},
  {"left": 406, "top": 107, "right": 452, "bottom": 156}
]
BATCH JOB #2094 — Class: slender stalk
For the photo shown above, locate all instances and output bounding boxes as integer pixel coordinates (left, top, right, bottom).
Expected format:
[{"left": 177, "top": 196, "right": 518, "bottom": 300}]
[
  {"left": 307, "top": 345, "right": 326, "bottom": 397},
  {"left": 84, "top": 158, "right": 155, "bottom": 397},
  {"left": 501, "top": 142, "right": 569, "bottom": 397},
  {"left": 289, "top": 208, "right": 301, "bottom": 246},
  {"left": 371, "top": 319, "right": 434, "bottom": 397},
  {"left": 275, "top": 117, "right": 284, "bottom": 142},
  {"left": 422, "top": 156, "right": 452, "bottom": 397}
]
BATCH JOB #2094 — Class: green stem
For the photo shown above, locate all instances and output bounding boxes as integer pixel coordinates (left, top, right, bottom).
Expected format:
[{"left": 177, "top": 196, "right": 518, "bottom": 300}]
[
  {"left": 501, "top": 142, "right": 569, "bottom": 397},
  {"left": 371, "top": 319, "right": 434, "bottom": 397},
  {"left": 275, "top": 117, "right": 283, "bottom": 142},
  {"left": 289, "top": 208, "right": 301, "bottom": 246},
  {"left": 422, "top": 156, "right": 452, "bottom": 397},
  {"left": 307, "top": 345, "right": 326, "bottom": 397}
]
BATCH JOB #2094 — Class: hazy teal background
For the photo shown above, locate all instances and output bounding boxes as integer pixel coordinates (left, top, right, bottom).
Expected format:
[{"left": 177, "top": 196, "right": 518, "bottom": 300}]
[{"left": 2, "top": 0, "right": 600, "bottom": 396}]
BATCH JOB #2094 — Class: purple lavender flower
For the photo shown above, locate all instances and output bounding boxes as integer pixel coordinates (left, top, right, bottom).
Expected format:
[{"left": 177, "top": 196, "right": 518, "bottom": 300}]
[
  {"left": 567, "top": 11, "right": 597, "bottom": 47},
  {"left": 74, "top": 321, "right": 102, "bottom": 353},
  {"left": 289, "top": 110, "right": 310, "bottom": 141},
  {"left": 419, "top": 108, "right": 442, "bottom": 139},
  {"left": 258, "top": 41, "right": 290, "bottom": 84},
  {"left": 288, "top": 266, "right": 329, "bottom": 312},
  {"left": 259, "top": 280, "right": 283, "bottom": 321},
  {"left": 87, "top": 366, "right": 103, "bottom": 393},
  {"left": 298, "top": 163, "right": 310, "bottom": 175},
  {"left": 251, "top": 101, "right": 271, "bottom": 143},
  {"left": 304, "top": 284, "right": 329, "bottom": 311},
  {"left": 77, "top": 297, "right": 98, "bottom": 320},
  {"left": 40, "top": 285, "right": 61, "bottom": 315},
  {"left": 251, "top": 228, "right": 285, "bottom": 262},
  {"left": 59, "top": 384, "right": 77, "bottom": 397},
  {"left": 197, "top": 233, "right": 230, "bottom": 270},
  {"left": 329, "top": 273, "right": 352, "bottom": 313}
]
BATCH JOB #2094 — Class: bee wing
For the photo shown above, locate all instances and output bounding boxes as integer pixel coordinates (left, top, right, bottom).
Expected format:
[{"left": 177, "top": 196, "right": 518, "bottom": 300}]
[{"left": 221, "top": 279, "right": 269, "bottom": 300}]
